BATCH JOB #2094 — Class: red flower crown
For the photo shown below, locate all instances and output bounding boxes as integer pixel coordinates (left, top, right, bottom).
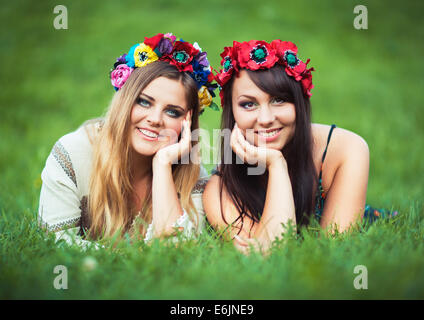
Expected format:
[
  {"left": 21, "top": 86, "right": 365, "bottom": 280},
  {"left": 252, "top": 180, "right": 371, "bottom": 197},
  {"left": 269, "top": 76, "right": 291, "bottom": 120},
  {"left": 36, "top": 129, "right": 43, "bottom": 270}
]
[{"left": 215, "top": 40, "right": 314, "bottom": 104}]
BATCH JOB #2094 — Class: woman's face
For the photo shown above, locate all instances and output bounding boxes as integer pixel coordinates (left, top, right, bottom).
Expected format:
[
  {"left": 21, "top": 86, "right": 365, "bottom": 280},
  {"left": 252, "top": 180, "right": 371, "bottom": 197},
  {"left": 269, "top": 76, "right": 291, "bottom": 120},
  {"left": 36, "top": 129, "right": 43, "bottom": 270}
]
[
  {"left": 231, "top": 70, "right": 296, "bottom": 150},
  {"left": 130, "top": 76, "right": 189, "bottom": 156}
]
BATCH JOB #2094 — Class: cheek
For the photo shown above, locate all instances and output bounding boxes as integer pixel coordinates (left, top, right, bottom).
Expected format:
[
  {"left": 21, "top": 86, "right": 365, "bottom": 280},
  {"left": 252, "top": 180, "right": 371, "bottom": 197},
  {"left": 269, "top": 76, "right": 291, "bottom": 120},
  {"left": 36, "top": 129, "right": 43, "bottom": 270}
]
[
  {"left": 279, "top": 106, "right": 296, "bottom": 140},
  {"left": 232, "top": 107, "right": 256, "bottom": 130},
  {"left": 287, "top": 107, "right": 296, "bottom": 124},
  {"left": 160, "top": 119, "right": 183, "bottom": 143},
  {"left": 165, "top": 119, "right": 182, "bottom": 135},
  {"left": 276, "top": 105, "right": 296, "bottom": 126},
  {"left": 130, "top": 105, "right": 144, "bottom": 124}
]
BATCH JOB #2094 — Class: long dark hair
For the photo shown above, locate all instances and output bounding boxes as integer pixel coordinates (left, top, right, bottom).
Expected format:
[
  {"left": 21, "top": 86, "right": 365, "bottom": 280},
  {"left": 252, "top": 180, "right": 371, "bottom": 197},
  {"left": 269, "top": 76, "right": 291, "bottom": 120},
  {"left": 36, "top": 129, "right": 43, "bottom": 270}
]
[{"left": 218, "top": 64, "right": 316, "bottom": 234}]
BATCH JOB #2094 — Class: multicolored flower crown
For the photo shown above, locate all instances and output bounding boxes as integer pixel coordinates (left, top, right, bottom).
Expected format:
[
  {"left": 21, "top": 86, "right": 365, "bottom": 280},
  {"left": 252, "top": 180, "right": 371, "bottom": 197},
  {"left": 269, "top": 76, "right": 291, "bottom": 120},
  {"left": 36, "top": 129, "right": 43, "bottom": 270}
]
[
  {"left": 110, "top": 33, "right": 219, "bottom": 114},
  {"left": 215, "top": 39, "right": 315, "bottom": 103}
]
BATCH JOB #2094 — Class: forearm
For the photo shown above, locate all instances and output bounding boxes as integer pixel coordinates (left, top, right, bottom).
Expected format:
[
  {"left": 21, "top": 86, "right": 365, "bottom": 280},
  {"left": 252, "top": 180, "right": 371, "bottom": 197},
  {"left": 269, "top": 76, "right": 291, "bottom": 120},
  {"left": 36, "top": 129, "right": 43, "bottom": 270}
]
[
  {"left": 151, "top": 162, "right": 183, "bottom": 237},
  {"left": 253, "top": 159, "right": 296, "bottom": 244}
]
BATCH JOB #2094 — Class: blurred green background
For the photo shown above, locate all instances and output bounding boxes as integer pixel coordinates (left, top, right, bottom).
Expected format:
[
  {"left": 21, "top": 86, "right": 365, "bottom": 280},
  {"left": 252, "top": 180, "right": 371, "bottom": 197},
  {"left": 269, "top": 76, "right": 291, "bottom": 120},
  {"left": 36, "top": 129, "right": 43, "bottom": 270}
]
[
  {"left": 0, "top": 0, "right": 423, "bottom": 299},
  {"left": 1, "top": 0, "right": 423, "bottom": 211}
]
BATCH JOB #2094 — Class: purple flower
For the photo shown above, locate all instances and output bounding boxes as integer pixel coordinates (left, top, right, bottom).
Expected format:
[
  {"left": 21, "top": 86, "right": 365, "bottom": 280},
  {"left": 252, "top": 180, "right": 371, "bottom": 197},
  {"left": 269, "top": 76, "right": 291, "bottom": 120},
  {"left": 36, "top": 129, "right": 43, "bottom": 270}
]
[
  {"left": 157, "top": 38, "right": 173, "bottom": 56},
  {"left": 195, "top": 52, "right": 209, "bottom": 68},
  {"left": 116, "top": 54, "right": 127, "bottom": 64}
]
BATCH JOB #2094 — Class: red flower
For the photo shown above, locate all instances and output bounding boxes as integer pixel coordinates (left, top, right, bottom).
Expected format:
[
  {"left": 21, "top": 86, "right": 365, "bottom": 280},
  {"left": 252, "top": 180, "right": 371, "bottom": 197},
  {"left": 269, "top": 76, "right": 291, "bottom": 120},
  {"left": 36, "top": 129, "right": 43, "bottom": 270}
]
[
  {"left": 271, "top": 40, "right": 298, "bottom": 58},
  {"left": 162, "top": 41, "right": 199, "bottom": 72},
  {"left": 215, "top": 45, "right": 237, "bottom": 87},
  {"left": 215, "top": 70, "right": 231, "bottom": 88},
  {"left": 285, "top": 60, "right": 306, "bottom": 81},
  {"left": 237, "top": 40, "right": 278, "bottom": 71},
  {"left": 220, "top": 46, "right": 234, "bottom": 70},
  {"left": 215, "top": 39, "right": 315, "bottom": 103},
  {"left": 271, "top": 40, "right": 307, "bottom": 80},
  {"left": 300, "top": 61, "right": 314, "bottom": 97},
  {"left": 144, "top": 33, "right": 164, "bottom": 50}
]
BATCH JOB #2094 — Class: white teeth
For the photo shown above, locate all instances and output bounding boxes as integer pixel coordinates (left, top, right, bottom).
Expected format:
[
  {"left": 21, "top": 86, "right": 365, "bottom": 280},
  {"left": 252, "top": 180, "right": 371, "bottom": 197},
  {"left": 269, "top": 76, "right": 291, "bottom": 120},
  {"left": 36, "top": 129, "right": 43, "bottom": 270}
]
[
  {"left": 258, "top": 129, "right": 281, "bottom": 137},
  {"left": 139, "top": 128, "right": 158, "bottom": 138}
]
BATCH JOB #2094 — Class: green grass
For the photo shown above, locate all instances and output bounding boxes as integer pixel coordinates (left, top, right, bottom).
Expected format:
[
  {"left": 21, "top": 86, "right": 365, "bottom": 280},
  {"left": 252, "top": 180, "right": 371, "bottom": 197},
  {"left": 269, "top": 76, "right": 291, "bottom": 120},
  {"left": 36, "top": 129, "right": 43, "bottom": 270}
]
[
  {"left": 1, "top": 203, "right": 423, "bottom": 299},
  {"left": 1, "top": 0, "right": 424, "bottom": 299}
]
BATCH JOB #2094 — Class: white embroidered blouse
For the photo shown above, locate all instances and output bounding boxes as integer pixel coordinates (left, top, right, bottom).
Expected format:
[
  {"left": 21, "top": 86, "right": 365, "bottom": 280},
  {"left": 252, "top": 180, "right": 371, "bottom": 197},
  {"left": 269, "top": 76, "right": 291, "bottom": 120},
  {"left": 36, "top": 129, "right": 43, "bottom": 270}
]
[{"left": 37, "top": 123, "right": 209, "bottom": 249}]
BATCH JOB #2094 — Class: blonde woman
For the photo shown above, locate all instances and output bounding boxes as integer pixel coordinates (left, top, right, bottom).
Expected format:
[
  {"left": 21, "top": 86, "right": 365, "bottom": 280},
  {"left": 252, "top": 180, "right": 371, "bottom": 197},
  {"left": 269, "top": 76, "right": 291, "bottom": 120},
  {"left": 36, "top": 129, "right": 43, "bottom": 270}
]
[{"left": 38, "top": 33, "right": 217, "bottom": 247}]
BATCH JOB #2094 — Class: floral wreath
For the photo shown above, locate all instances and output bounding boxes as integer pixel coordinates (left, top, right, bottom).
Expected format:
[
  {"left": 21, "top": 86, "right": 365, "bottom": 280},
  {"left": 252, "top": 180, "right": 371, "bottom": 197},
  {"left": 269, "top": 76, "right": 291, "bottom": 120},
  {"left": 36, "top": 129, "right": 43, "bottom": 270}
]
[
  {"left": 215, "top": 39, "right": 315, "bottom": 104},
  {"left": 110, "top": 33, "right": 219, "bottom": 114}
]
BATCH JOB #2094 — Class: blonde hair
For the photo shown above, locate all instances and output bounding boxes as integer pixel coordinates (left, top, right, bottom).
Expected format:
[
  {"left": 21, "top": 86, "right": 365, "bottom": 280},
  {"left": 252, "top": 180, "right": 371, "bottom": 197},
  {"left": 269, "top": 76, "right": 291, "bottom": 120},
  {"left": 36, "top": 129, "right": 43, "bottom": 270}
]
[{"left": 86, "top": 61, "right": 201, "bottom": 240}]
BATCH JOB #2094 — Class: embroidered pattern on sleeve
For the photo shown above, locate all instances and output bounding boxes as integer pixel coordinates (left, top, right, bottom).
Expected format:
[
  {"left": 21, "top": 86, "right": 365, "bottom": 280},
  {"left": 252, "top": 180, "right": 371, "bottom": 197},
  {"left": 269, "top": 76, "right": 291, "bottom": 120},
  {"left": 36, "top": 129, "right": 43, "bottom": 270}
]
[
  {"left": 43, "top": 215, "right": 81, "bottom": 232},
  {"left": 38, "top": 198, "right": 88, "bottom": 233},
  {"left": 52, "top": 141, "right": 77, "bottom": 188}
]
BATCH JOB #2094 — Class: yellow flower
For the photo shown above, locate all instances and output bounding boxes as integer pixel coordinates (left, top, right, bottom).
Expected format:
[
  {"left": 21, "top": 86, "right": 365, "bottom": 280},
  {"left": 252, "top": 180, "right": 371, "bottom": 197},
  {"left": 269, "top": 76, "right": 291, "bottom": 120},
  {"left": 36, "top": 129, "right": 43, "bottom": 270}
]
[
  {"left": 198, "top": 86, "right": 213, "bottom": 110},
  {"left": 134, "top": 43, "right": 158, "bottom": 67}
]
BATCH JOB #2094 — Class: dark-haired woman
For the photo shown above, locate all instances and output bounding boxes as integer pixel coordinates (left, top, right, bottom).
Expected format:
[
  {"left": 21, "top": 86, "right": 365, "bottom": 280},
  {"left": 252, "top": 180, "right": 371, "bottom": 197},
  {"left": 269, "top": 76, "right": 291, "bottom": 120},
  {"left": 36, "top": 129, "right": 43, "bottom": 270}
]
[{"left": 203, "top": 40, "right": 390, "bottom": 254}]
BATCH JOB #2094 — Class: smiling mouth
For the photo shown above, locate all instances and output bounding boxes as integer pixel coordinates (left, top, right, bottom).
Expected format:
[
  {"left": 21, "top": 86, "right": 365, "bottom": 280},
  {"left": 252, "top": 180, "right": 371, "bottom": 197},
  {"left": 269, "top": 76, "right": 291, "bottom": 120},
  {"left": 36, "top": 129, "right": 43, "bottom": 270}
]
[
  {"left": 256, "top": 128, "right": 283, "bottom": 138},
  {"left": 137, "top": 128, "right": 159, "bottom": 139}
]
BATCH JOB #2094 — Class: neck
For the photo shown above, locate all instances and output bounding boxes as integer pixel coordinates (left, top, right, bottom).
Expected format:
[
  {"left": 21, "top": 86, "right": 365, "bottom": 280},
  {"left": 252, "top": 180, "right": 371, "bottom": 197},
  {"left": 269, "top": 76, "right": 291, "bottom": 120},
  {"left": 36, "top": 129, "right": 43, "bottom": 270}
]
[{"left": 130, "top": 150, "right": 153, "bottom": 182}]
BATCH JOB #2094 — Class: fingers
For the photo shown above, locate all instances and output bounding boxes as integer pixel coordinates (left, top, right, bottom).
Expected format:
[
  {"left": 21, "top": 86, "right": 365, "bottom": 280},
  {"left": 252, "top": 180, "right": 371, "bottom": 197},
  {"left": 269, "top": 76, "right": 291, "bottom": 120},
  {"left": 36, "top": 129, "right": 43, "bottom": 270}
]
[
  {"left": 182, "top": 110, "right": 192, "bottom": 140},
  {"left": 231, "top": 124, "right": 247, "bottom": 162},
  {"left": 233, "top": 235, "right": 260, "bottom": 255},
  {"left": 237, "top": 128, "right": 257, "bottom": 159},
  {"left": 234, "top": 242, "right": 250, "bottom": 255},
  {"left": 185, "top": 109, "right": 192, "bottom": 121},
  {"left": 233, "top": 235, "right": 249, "bottom": 255},
  {"left": 234, "top": 234, "right": 249, "bottom": 246},
  {"left": 180, "top": 119, "right": 191, "bottom": 151},
  {"left": 161, "top": 226, "right": 185, "bottom": 239},
  {"left": 153, "top": 114, "right": 192, "bottom": 166},
  {"left": 168, "top": 118, "right": 191, "bottom": 164},
  {"left": 232, "top": 124, "right": 258, "bottom": 165}
]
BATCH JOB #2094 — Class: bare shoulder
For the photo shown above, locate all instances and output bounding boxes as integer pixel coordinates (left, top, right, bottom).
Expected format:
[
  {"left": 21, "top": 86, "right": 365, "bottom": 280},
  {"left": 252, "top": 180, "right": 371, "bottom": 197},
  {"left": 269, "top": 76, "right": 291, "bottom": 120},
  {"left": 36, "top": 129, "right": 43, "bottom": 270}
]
[
  {"left": 202, "top": 174, "right": 241, "bottom": 226},
  {"left": 203, "top": 175, "right": 221, "bottom": 210},
  {"left": 203, "top": 174, "right": 220, "bottom": 196},
  {"left": 311, "top": 124, "right": 369, "bottom": 191},
  {"left": 202, "top": 174, "right": 223, "bottom": 227},
  {"left": 202, "top": 173, "right": 255, "bottom": 238},
  {"left": 311, "top": 123, "right": 369, "bottom": 163}
]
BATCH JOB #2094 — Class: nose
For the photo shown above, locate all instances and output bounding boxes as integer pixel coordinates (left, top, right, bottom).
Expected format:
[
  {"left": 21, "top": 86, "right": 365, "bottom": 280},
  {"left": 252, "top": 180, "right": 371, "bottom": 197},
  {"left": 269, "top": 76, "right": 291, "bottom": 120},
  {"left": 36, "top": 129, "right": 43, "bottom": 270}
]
[
  {"left": 146, "top": 108, "right": 164, "bottom": 127},
  {"left": 257, "top": 105, "right": 275, "bottom": 127}
]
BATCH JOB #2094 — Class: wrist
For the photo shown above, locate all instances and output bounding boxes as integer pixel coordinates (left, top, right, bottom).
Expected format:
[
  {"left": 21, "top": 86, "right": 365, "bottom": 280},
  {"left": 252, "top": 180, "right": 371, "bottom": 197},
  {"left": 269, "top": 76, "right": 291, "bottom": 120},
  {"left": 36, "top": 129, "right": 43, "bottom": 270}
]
[
  {"left": 153, "top": 150, "right": 172, "bottom": 169},
  {"left": 267, "top": 154, "right": 286, "bottom": 170},
  {"left": 152, "top": 156, "right": 172, "bottom": 172}
]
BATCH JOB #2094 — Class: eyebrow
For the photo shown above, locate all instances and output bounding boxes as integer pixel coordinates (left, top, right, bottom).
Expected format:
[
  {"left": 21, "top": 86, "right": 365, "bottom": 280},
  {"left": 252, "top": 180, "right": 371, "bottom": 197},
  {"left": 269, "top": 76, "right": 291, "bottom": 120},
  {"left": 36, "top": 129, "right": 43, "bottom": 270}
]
[
  {"left": 140, "top": 93, "right": 187, "bottom": 112},
  {"left": 237, "top": 94, "right": 258, "bottom": 101}
]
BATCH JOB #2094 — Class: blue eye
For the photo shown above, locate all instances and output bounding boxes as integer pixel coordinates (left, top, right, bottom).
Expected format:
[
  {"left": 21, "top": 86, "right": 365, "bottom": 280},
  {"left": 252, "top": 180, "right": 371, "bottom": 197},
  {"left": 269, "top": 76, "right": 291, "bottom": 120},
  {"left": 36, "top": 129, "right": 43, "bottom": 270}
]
[
  {"left": 166, "top": 109, "right": 183, "bottom": 118},
  {"left": 137, "top": 97, "right": 150, "bottom": 107},
  {"left": 239, "top": 101, "right": 257, "bottom": 110}
]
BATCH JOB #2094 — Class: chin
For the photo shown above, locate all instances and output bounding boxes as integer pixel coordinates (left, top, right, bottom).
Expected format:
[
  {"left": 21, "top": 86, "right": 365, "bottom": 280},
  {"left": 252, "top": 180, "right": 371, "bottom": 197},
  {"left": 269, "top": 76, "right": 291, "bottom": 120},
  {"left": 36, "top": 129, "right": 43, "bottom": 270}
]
[
  {"left": 253, "top": 137, "right": 286, "bottom": 150},
  {"left": 262, "top": 143, "right": 285, "bottom": 151},
  {"left": 131, "top": 141, "right": 160, "bottom": 157},
  {"left": 133, "top": 147, "right": 158, "bottom": 157}
]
